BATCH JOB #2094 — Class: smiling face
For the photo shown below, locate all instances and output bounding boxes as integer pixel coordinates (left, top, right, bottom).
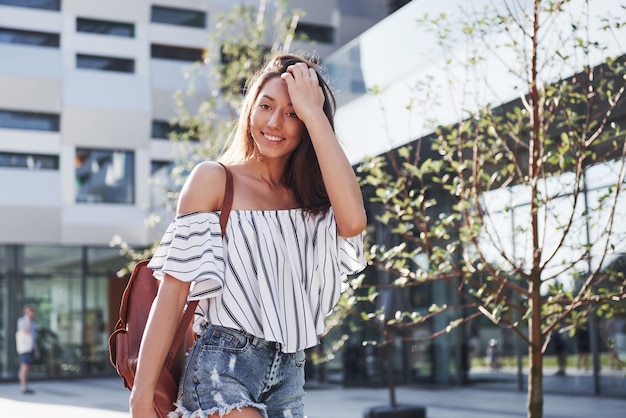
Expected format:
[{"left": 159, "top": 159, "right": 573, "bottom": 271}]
[{"left": 249, "top": 76, "right": 305, "bottom": 162}]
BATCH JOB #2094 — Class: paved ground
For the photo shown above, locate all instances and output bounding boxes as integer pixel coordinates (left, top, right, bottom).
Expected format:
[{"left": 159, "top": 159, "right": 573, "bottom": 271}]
[{"left": 1, "top": 377, "right": 626, "bottom": 418}]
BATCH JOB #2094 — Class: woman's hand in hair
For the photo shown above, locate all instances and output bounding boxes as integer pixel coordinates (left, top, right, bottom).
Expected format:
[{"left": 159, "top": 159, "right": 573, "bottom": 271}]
[{"left": 281, "top": 63, "right": 325, "bottom": 125}]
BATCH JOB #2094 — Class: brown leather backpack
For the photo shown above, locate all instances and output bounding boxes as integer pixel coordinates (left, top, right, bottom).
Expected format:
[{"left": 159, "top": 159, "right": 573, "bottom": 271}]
[{"left": 108, "top": 163, "right": 233, "bottom": 417}]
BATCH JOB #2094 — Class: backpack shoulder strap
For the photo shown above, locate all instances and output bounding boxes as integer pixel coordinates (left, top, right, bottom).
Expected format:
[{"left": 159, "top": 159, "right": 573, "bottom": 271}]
[
  {"left": 218, "top": 162, "right": 233, "bottom": 238},
  {"left": 168, "top": 163, "right": 233, "bottom": 360}
]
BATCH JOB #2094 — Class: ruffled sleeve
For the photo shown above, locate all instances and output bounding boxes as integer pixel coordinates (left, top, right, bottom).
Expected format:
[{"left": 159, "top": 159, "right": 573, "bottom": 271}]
[
  {"left": 325, "top": 208, "right": 367, "bottom": 288},
  {"left": 338, "top": 233, "right": 366, "bottom": 276},
  {"left": 308, "top": 208, "right": 366, "bottom": 337},
  {"left": 147, "top": 211, "right": 225, "bottom": 300}
]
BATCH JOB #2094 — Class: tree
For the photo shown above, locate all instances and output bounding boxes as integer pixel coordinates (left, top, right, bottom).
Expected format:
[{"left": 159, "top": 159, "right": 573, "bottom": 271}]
[{"left": 352, "top": 1, "right": 626, "bottom": 417}]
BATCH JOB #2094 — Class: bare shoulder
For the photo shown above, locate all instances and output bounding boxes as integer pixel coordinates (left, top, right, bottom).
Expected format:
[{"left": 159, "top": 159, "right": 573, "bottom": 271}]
[{"left": 177, "top": 161, "right": 228, "bottom": 214}]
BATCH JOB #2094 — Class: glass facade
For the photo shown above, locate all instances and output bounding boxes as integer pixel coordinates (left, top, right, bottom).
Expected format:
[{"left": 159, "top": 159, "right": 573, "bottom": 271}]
[
  {"left": 466, "top": 159, "right": 626, "bottom": 396},
  {"left": 75, "top": 148, "right": 135, "bottom": 204},
  {"left": 150, "top": 160, "right": 176, "bottom": 211},
  {"left": 0, "top": 152, "right": 59, "bottom": 170},
  {"left": 151, "top": 44, "right": 204, "bottom": 62},
  {"left": 150, "top": 5, "right": 206, "bottom": 28},
  {"left": 0, "top": 27, "right": 60, "bottom": 47},
  {"left": 0, "top": 245, "right": 128, "bottom": 380},
  {"left": 76, "top": 17, "right": 135, "bottom": 38},
  {"left": 0, "top": 109, "right": 60, "bottom": 131},
  {"left": 295, "top": 23, "right": 335, "bottom": 44},
  {"left": 76, "top": 53, "right": 135, "bottom": 73},
  {"left": 0, "top": 0, "right": 61, "bottom": 11}
]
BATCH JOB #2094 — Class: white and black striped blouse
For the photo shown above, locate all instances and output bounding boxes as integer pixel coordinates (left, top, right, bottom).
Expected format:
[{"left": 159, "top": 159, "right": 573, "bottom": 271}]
[{"left": 148, "top": 208, "right": 366, "bottom": 353}]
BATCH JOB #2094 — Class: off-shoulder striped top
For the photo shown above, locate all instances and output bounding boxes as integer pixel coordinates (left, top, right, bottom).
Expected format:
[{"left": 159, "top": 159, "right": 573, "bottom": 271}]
[{"left": 147, "top": 208, "right": 366, "bottom": 353}]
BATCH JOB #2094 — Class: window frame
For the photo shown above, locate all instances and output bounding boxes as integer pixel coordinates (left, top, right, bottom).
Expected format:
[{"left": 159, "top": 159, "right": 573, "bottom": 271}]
[
  {"left": 0, "top": 152, "right": 59, "bottom": 170},
  {"left": 150, "top": 5, "right": 206, "bottom": 28},
  {"left": 151, "top": 119, "right": 198, "bottom": 141},
  {"left": 75, "top": 147, "right": 135, "bottom": 205},
  {"left": 0, "top": 0, "right": 61, "bottom": 11},
  {"left": 295, "top": 22, "right": 335, "bottom": 44},
  {"left": 76, "top": 17, "right": 135, "bottom": 38},
  {"left": 0, "top": 109, "right": 60, "bottom": 131},
  {"left": 76, "top": 53, "right": 135, "bottom": 73},
  {"left": 151, "top": 44, "right": 204, "bottom": 62},
  {"left": 0, "top": 26, "right": 60, "bottom": 47}
]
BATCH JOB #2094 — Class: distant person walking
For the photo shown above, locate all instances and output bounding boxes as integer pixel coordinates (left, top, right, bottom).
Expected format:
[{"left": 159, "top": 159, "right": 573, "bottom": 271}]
[
  {"left": 16, "top": 304, "right": 38, "bottom": 394},
  {"left": 552, "top": 330, "right": 568, "bottom": 376},
  {"left": 486, "top": 338, "right": 501, "bottom": 369},
  {"left": 576, "top": 326, "right": 591, "bottom": 371}
]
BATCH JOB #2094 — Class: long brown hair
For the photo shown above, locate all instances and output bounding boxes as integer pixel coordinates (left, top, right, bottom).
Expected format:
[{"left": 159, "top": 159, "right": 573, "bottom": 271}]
[{"left": 219, "top": 54, "right": 336, "bottom": 215}]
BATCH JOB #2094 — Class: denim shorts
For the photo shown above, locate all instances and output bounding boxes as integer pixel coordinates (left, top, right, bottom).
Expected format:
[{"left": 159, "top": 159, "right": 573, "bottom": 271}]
[
  {"left": 19, "top": 351, "right": 35, "bottom": 365},
  {"left": 171, "top": 324, "right": 306, "bottom": 418}
]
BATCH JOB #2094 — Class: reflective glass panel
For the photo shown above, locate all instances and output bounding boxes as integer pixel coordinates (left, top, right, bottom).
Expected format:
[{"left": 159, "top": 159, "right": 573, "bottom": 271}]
[{"left": 75, "top": 148, "right": 135, "bottom": 204}]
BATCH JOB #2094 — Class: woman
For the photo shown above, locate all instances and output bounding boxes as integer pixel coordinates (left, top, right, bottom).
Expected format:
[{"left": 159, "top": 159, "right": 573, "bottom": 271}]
[{"left": 130, "top": 54, "right": 367, "bottom": 418}]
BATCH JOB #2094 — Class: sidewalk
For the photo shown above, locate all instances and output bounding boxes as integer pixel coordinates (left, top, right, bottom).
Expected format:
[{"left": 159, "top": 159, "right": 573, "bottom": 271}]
[{"left": 1, "top": 377, "right": 625, "bottom": 418}]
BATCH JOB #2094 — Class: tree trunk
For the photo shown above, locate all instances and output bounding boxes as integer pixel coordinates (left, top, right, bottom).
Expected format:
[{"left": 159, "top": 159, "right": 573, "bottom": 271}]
[
  {"left": 527, "top": 2, "right": 544, "bottom": 416},
  {"left": 527, "top": 279, "right": 544, "bottom": 418},
  {"left": 384, "top": 342, "right": 397, "bottom": 407}
]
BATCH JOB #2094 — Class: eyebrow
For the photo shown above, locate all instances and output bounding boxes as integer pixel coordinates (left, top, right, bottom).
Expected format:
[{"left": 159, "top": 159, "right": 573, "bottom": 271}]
[{"left": 259, "top": 94, "right": 293, "bottom": 107}]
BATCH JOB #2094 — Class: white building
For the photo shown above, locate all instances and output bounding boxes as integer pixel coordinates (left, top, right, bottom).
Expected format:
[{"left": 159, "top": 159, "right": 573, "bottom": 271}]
[{"left": 0, "top": 0, "right": 397, "bottom": 380}]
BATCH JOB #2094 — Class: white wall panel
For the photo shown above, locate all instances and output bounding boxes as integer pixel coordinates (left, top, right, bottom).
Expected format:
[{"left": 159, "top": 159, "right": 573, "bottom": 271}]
[
  {"left": 61, "top": 205, "right": 149, "bottom": 246},
  {"left": 150, "top": 24, "right": 209, "bottom": 49},
  {"left": 63, "top": 70, "right": 150, "bottom": 110},
  {"left": 0, "top": 6, "right": 62, "bottom": 32},
  {"left": 0, "top": 131, "right": 61, "bottom": 154},
  {"left": 134, "top": 147, "right": 150, "bottom": 211},
  {"left": 0, "top": 206, "right": 61, "bottom": 244},
  {"left": 61, "top": 107, "right": 150, "bottom": 148},
  {"left": 149, "top": 139, "right": 177, "bottom": 161},
  {"left": 0, "top": 74, "right": 61, "bottom": 112},
  {"left": 167, "top": 0, "right": 211, "bottom": 10},
  {"left": 150, "top": 60, "right": 204, "bottom": 92},
  {"left": 151, "top": 89, "right": 179, "bottom": 119},
  {"left": 63, "top": 0, "right": 148, "bottom": 22},
  {"left": 0, "top": 45, "right": 62, "bottom": 79},
  {"left": 0, "top": 169, "right": 61, "bottom": 206},
  {"left": 59, "top": 144, "right": 77, "bottom": 206}
]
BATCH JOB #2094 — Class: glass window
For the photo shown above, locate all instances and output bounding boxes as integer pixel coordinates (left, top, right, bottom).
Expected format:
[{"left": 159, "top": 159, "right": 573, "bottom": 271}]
[
  {"left": 151, "top": 119, "right": 193, "bottom": 140},
  {"left": 151, "top": 160, "right": 171, "bottom": 176},
  {"left": 151, "top": 44, "right": 203, "bottom": 62},
  {"left": 76, "top": 53, "right": 135, "bottom": 73},
  {"left": 76, "top": 17, "right": 134, "bottom": 38},
  {"left": 0, "top": 109, "right": 60, "bottom": 131},
  {"left": 387, "top": 0, "right": 412, "bottom": 14},
  {"left": 151, "top": 120, "right": 172, "bottom": 139},
  {"left": 87, "top": 247, "right": 128, "bottom": 275},
  {"left": 151, "top": 5, "right": 206, "bottom": 28},
  {"left": 75, "top": 148, "right": 135, "bottom": 204},
  {"left": 22, "top": 246, "right": 82, "bottom": 377},
  {"left": 0, "top": 152, "right": 59, "bottom": 169},
  {"left": 86, "top": 247, "right": 129, "bottom": 373},
  {"left": 3, "top": 244, "right": 142, "bottom": 380},
  {"left": 296, "top": 22, "right": 334, "bottom": 44},
  {"left": 0, "top": 27, "right": 60, "bottom": 47},
  {"left": 150, "top": 160, "right": 176, "bottom": 210},
  {"left": 0, "top": 0, "right": 61, "bottom": 10}
]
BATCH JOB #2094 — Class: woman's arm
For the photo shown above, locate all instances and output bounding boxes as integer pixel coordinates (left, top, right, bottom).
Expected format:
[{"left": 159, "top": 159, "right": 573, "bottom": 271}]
[
  {"left": 130, "top": 275, "right": 190, "bottom": 417},
  {"left": 282, "top": 64, "right": 366, "bottom": 237},
  {"left": 130, "top": 161, "right": 225, "bottom": 417}
]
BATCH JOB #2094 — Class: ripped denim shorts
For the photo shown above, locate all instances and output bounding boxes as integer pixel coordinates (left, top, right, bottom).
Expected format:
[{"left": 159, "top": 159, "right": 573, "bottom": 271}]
[{"left": 171, "top": 324, "right": 306, "bottom": 418}]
